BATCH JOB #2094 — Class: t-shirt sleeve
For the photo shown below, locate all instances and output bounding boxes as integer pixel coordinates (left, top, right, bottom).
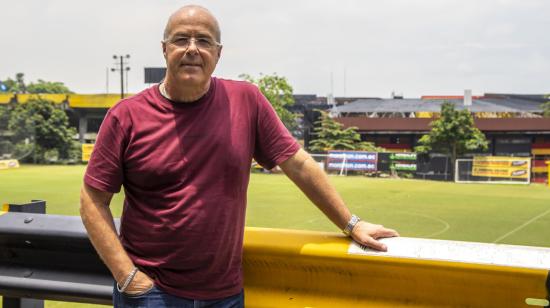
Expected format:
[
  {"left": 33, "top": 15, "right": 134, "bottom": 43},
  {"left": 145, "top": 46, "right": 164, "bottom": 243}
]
[
  {"left": 253, "top": 88, "right": 301, "bottom": 170},
  {"left": 84, "top": 110, "right": 126, "bottom": 193}
]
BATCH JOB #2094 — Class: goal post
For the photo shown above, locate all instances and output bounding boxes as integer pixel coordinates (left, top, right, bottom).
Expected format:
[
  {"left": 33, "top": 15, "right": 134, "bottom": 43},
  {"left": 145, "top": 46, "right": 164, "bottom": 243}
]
[{"left": 454, "top": 157, "right": 531, "bottom": 185}]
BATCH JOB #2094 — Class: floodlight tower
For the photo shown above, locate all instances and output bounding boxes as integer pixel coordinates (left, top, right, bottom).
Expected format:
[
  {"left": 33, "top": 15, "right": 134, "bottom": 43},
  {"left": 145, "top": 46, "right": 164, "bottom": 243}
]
[{"left": 111, "top": 55, "right": 131, "bottom": 99}]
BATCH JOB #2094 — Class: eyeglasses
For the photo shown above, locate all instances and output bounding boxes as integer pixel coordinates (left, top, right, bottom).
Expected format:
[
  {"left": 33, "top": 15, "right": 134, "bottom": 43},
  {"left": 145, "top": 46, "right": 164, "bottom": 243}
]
[{"left": 163, "top": 36, "right": 221, "bottom": 50}]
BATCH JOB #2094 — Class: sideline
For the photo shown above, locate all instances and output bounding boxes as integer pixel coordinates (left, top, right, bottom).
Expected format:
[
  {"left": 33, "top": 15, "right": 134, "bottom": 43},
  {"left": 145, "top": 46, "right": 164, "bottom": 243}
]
[{"left": 493, "top": 206, "right": 550, "bottom": 243}]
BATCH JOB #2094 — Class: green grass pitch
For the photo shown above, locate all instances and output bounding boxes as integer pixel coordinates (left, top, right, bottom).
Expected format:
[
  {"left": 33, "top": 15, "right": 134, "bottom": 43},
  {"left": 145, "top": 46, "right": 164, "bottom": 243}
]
[{"left": 1, "top": 165, "right": 550, "bottom": 307}]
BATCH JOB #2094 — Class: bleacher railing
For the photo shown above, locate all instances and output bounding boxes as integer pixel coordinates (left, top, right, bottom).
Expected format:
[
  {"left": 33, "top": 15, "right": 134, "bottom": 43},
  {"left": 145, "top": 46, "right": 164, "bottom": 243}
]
[{"left": 0, "top": 201, "right": 549, "bottom": 307}]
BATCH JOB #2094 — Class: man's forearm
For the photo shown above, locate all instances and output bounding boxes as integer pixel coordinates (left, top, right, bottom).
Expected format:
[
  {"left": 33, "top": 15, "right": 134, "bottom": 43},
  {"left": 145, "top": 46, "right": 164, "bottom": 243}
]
[
  {"left": 79, "top": 185, "right": 135, "bottom": 284},
  {"left": 280, "top": 149, "right": 351, "bottom": 230},
  {"left": 280, "top": 149, "right": 399, "bottom": 251}
]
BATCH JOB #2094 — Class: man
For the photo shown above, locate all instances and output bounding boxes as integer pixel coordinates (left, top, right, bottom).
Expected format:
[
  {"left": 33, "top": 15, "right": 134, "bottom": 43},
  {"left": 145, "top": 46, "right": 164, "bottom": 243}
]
[{"left": 80, "top": 5, "right": 398, "bottom": 307}]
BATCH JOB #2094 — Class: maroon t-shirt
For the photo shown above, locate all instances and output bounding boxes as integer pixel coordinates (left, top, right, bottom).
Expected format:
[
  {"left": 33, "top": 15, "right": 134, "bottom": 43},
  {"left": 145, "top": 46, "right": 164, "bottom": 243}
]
[{"left": 84, "top": 77, "right": 300, "bottom": 299}]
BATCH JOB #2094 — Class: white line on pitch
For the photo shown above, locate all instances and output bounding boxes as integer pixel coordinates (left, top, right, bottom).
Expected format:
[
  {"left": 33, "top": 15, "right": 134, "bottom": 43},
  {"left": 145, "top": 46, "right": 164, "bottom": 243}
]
[{"left": 493, "top": 207, "right": 550, "bottom": 243}]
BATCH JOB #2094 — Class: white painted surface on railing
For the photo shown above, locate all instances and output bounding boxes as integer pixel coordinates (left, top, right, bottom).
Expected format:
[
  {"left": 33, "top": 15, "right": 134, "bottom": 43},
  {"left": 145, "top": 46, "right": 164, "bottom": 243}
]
[{"left": 348, "top": 237, "right": 550, "bottom": 270}]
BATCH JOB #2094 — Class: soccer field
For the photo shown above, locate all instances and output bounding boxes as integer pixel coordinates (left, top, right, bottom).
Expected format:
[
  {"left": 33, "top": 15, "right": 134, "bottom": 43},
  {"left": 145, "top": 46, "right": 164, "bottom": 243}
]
[
  {"left": 1, "top": 165, "right": 550, "bottom": 307},
  {"left": 2, "top": 164, "right": 549, "bottom": 247}
]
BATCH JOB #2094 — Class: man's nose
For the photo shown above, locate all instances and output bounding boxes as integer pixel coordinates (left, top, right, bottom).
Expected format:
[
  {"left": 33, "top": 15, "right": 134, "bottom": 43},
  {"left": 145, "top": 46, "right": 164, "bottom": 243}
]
[{"left": 185, "top": 39, "right": 200, "bottom": 54}]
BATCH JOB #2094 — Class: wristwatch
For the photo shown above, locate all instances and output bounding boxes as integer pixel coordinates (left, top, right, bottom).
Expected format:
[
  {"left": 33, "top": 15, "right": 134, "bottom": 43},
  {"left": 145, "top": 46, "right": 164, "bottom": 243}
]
[{"left": 343, "top": 214, "right": 361, "bottom": 236}]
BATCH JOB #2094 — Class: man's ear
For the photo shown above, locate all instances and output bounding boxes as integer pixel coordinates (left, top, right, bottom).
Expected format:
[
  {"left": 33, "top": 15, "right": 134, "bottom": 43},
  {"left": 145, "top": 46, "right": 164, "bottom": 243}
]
[
  {"left": 216, "top": 45, "right": 223, "bottom": 64},
  {"left": 162, "top": 41, "right": 167, "bottom": 59}
]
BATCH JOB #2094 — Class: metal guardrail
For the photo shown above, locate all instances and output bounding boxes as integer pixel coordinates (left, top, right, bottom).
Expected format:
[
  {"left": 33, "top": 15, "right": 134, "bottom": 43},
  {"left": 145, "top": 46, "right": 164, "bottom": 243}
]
[
  {"left": 0, "top": 201, "right": 549, "bottom": 307},
  {"left": 244, "top": 228, "right": 550, "bottom": 307},
  {"left": 0, "top": 201, "right": 112, "bottom": 307}
]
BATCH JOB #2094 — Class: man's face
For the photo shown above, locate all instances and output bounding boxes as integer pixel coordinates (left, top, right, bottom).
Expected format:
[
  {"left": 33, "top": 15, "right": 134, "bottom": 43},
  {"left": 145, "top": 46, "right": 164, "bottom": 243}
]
[{"left": 162, "top": 10, "right": 222, "bottom": 87}]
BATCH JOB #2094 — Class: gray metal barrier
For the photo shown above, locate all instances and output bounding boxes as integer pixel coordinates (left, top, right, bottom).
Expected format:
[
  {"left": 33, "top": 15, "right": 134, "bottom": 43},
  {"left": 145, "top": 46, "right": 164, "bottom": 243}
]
[{"left": 0, "top": 201, "right": 112, "bottom": 307}]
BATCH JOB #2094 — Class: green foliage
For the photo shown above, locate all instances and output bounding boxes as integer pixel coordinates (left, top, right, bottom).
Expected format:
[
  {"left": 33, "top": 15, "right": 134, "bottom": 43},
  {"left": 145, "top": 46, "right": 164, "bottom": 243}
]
[
  {"left": 0, "top": 105, "right": 15, "bottom": 158},
  {"left": 0, "top": 105, "right": 11, "bottom": 131},
  {"left": 541, "top": 95, "right": 550, "bottom": 118},
  {"left": 68, "top": 140, "right": 83, "bottom": 162},
  {"left": 1, "top": 73, "right": 71, "bottom": 93},
  {"left": 13, "top": 142, "right": 34, "bottom": 160},
  {"left": 8, "top": 98, "right": 77, "bottom": 163},
  {"left": 27, "top": 79, "right": 73, "bottom": 94},
  {"left": 309, "top": 110, "right": 381, "bottom": 152},
  {"left": 0, "top": 140, "right": 14, "bottom": 157},
  {"left": 0, "top": 73, "right": 26, "bottom": 93},
  {"left": 415, "top": 102, "right": 488, "bottom": 163},
  {"left": 240, "top": 73, "right": 299, "bottom": 132}
]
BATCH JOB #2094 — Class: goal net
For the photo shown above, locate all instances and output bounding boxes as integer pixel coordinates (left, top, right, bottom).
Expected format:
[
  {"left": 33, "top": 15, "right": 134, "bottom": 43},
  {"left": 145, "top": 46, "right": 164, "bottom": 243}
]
[{"left": 454, "top": 157, "right": 531, "bottom": 185}]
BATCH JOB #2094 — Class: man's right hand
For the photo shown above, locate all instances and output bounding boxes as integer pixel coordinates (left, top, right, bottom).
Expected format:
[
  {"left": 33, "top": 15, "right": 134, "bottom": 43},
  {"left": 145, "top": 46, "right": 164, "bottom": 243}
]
[
  {"left": 122, "top": 271, "right": 155, "bottom": 294},
  {"left": 351, "top": 221, "right": 399, "bottom": 252}
]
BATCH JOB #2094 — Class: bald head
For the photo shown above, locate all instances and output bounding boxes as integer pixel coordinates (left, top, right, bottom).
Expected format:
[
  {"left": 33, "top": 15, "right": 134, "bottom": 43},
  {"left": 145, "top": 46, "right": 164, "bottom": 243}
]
[{"left": 163, "top": 5, "right": 221, "bottom": 43}]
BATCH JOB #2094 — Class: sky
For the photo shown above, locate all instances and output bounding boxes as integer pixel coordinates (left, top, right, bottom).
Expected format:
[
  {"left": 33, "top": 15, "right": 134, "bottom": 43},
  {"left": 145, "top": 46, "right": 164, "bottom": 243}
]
[{"left": 1, "top": 0, "right": 549, "bottom": 98}]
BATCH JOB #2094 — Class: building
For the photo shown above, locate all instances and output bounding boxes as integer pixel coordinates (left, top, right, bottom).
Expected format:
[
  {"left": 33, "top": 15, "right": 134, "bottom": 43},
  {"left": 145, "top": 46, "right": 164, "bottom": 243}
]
[{"left": 331, "top": 93, "right": 550, "bottom": 182}]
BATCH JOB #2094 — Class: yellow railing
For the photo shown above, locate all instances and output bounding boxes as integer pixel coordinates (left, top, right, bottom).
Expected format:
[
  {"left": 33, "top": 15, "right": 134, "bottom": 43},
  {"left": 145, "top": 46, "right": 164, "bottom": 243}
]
[
  {"left": 243, "top": 228, "right": 550, "bottom": 307},
  {"left": 68, "top": 94, "right": 123, "bottom": 108},
  {"left": 16, "top": 93, "right": 67, "bottom": 104},
  {"left": 0, "top": 93, "right": 130, "bottom": 108},
  {"left": 0, "top": 203, "right": 8, "bottom": 214},
  {"left": 0, "top": 94, "right": 14, "bottom": 104}
]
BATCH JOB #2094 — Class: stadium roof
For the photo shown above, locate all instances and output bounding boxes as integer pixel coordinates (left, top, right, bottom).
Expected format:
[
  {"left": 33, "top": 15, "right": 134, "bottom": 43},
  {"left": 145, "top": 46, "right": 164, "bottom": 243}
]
[
  {"left": 336, "top": 117, "right": 550, "bottom": 132},
  {"left": 334, "top": 97, "right": 544, "bottom": 113}
]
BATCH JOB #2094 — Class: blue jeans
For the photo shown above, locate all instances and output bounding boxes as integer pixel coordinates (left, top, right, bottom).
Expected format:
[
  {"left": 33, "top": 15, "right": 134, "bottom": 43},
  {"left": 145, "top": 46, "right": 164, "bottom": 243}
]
[{"left": 113, "top": 283, "right": 245, "bottom": 308}]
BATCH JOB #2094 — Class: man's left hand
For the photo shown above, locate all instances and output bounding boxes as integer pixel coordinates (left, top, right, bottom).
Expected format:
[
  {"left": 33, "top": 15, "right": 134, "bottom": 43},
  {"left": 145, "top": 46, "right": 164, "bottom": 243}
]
[{"left": 351, "top": 221, "right": 399, "bottom": 252}]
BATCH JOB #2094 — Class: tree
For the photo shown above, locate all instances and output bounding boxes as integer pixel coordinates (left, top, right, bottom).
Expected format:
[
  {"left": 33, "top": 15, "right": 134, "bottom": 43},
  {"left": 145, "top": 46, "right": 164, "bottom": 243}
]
[
  {"left": 415, "top": 102, "right": 488, "bottom": 164},
  {"left": 0, "top": 105, "right": 14, "bottom": 158},
  {"left": 240, "top": 73, "right": 299, "bottom": 132},
  {"left": 1, "top": 73, "right": 72, "bottom": 93},
  {"left": 309, "top": 110, "right": 381, "bottom": 152},
  {"left": 27, "top": 79, "right": 72, "bottom": 94},
  {"left": 8, "top": 98, "right": 77, "bottom": 163},
  {"left": 1, "top": 74, "right": 24, "bottom": 93},
  {"left": 15, "top": 73, "right": 26, "bottom": 93},
  {"left": 541, "top": 95, "right": 550, "bottom": 118},
  {"left": 0, "top": 104, "right": 11, "bottom": 131}
]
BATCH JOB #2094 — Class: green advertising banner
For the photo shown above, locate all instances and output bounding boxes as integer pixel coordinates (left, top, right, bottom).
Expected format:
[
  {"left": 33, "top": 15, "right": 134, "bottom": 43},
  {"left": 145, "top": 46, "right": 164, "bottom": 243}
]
[
  {"left": 390, "top": 153, "right": 417, "bottom": 161},
  {"left": 392, "top": 163, "right": 417, "bottom": 171},
  {"left": 389, "top": 152, "right": 417, "bottom": 172}
]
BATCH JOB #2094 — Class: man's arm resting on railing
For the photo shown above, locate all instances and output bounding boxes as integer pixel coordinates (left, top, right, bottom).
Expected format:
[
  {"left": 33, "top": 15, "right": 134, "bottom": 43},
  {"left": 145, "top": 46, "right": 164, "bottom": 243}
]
[
  {"left": 279, "top": 148, "right": 399, "bottom": 251},
  {"left": 79, "top": 183, "right": 153, "bottom": 293}
]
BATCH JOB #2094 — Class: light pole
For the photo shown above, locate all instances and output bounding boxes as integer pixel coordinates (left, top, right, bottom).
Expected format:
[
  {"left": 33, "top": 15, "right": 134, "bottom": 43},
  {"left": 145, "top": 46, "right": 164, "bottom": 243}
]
[{"left": 111, "top": 54, "right": 131, "bottom": 99}]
